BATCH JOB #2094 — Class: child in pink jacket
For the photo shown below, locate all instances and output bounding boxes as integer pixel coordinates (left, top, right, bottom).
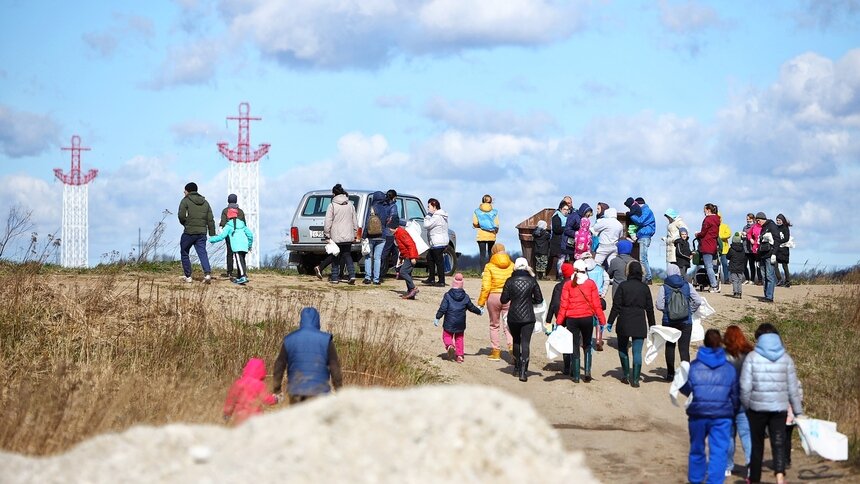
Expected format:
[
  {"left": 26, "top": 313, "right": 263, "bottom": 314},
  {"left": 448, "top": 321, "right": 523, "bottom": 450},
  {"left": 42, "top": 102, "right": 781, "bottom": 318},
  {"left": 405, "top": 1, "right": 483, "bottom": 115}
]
[{"left": 223, "top": 358, "right": 278, "bottom": 425}]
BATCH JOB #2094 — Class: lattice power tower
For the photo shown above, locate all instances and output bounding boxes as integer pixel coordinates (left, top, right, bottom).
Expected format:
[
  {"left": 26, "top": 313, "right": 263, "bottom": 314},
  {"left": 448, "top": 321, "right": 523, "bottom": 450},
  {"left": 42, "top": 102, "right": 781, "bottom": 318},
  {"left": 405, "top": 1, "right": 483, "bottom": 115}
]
[
  {"left": 54, "top": 135, "right": 98, "bottom": 267},
  {"left": 218, "top": 102, "right": 270, "bottom": 268}
]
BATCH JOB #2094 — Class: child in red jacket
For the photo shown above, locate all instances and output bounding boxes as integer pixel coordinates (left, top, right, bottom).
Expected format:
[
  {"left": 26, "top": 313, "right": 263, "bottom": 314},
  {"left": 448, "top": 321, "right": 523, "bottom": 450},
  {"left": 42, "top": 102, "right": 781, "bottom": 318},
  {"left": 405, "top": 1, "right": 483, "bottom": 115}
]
[
  {"left": 223, "top": 358, "right": 278, "bottom": 425},
  {"left": 392, "top": 219, "right": 419, "bottom": 299}
]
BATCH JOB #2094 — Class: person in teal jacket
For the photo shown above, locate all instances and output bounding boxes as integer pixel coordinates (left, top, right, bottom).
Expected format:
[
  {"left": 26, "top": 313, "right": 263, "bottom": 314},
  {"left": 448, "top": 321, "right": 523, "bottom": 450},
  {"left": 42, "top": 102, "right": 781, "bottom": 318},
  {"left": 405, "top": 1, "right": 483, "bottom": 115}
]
[{"left": 210, "top": 207, "right": 254, "bottom": 284}]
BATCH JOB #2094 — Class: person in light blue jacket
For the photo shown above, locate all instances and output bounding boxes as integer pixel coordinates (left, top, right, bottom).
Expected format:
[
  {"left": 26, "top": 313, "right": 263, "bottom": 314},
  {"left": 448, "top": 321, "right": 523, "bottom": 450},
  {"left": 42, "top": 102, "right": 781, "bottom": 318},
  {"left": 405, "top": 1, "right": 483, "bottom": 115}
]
[{"left": 209, "top": 208, "right": 254, "bottom": 284}]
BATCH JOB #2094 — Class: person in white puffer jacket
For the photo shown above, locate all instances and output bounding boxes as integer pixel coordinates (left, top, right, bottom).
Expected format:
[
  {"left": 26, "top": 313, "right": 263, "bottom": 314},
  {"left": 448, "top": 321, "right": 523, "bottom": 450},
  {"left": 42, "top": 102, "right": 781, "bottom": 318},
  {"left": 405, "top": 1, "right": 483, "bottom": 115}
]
[
  {"left": 739, "top": 323, "right": 803, "bottom": 484},
  {"left": 422, "top": 198, "right": 449, "bottom": 286}
]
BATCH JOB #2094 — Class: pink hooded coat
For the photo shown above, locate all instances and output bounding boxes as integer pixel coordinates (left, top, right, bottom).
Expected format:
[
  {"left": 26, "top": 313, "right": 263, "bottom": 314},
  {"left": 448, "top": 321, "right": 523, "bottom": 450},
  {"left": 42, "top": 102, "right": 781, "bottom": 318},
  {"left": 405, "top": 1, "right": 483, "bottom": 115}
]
[{"left": 223, "top": 358, "right": 277, "bottom": 425}]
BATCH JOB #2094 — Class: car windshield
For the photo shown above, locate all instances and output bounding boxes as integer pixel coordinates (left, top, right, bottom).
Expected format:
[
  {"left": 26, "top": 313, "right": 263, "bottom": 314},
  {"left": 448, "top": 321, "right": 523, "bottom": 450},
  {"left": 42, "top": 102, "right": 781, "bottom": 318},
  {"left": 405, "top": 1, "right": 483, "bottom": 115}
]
[{"left": 302, "top": 195, "right": 360, "bottom": 217}]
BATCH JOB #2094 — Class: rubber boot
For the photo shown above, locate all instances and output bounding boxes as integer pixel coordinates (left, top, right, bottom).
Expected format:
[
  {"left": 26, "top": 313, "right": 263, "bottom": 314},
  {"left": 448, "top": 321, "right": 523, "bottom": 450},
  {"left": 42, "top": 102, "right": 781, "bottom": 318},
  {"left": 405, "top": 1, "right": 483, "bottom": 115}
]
[
  {"left": 583, "top": 349, "right": 593, "bottom": 383},
  {"left": 512, "top": 344, "right": 521, "bottom": 377},
  {"left": 519, "top": 358, "right": 529, "bottom": 382},
  {"left": 570, "top": 358, "right": 581, "bottom": 383},
  {"left": 619, "top": 352, "right": 630, "bottom": 384},
  {"left": 562, "top": 353, "right": 571, "bottom": 375},
  {"left": 631, "top": 364, "right": 641, "bottom": 388}
]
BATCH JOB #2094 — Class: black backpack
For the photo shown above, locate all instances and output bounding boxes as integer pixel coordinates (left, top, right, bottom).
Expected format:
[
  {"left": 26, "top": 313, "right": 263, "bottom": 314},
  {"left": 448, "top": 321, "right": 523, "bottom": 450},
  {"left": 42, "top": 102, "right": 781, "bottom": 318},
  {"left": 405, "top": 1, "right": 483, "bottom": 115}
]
[{"left": 667, "top": 286, "right": 690, "bottom": 321}]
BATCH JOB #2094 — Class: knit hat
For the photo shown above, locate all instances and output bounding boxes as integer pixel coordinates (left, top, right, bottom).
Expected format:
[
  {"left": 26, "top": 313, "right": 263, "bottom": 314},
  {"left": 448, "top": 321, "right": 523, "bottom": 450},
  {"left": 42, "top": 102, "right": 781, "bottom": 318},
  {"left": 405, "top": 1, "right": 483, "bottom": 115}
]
[
  {"left": 228, "top": 193, "right": 238, "bottom": 203},
  {"left": 573, "top": 259, "right": 589, "bottom": 284},
  {"left": 490, "top": 243, "right": 506, "bottom": 255},
  {"left": 732, "top": 233, "right": 743, "bottom": 244},
  {"left": 679, "top": 227, "right": 688, "bottom": 234},
  {"left": 514, "top": 257, "right": 530, "bottom": 271},
  {"left": 227, "top": 208, "right": 239, "bottom": 219},
  {"left": 755, "top": 212, "right": 767, "bottom": 220},
  {"left": 635, "top": 197, "right": 646, "bottom": 205},
  {"left": 624, "top": 197, "right": 635, "bottom": 208},
  {"left": 617, "top": 239, "right": 634, "bottom": 255},
  {"left": 560, "top": 262, "right": 574, "bottom": 280},
  {"left": 664, "top": 208, "right": 678, "bottom": 219},
  {"left": 184, "top": 182, "right": 198, "bottom": 192},
  {"left": 537, "top": 220, "right": 547, "bottom": 230},
  {"left": 451, "top": 273, "right": 464, "bottom": 289}
]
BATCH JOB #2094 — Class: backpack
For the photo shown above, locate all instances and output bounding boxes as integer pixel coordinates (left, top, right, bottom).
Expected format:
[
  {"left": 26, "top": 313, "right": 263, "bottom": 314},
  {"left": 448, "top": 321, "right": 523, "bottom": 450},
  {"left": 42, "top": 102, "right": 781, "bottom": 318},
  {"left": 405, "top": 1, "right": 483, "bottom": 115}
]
[
  {"left": 366, "top": 207, "right": 383, "bottom": 238},
  {"left": 667, "top": 286, "right": 690, "bottom": 321}
]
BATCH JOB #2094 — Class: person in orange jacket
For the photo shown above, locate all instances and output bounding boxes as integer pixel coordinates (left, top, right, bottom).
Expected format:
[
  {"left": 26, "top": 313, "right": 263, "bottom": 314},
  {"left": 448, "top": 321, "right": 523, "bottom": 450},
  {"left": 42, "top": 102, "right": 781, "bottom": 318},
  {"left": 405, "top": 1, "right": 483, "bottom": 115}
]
[
  {"left": 392, "top": 219, "right": 419, "bottom": 299},
  {"left": 477, "top": 243, "right": 514, "bottom": 361}
]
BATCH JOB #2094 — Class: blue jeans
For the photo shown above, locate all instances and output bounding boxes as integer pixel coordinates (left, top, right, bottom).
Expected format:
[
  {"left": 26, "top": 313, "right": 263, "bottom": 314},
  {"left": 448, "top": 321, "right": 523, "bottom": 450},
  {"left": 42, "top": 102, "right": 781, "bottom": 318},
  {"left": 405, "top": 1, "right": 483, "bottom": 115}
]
[
  {"left": 688, "top": 417, "right": 732, "bottom": 484},
  {"left": 638, "top": 236, "right": 652, "bottom": 281},
  {"left": 180, "top": 233, "right": 211, "bottom": 277},
  {"left": 727, "top": 409, "right": 752, "bottom": 472},
  {"left": 399, "top": 258, "right": 415, "bottom": 290},
  {"left": 761, "top": 257, "right": 776, "bottom": 300},
  {"left": 720, "top": 254, "right": 730, "bottom": 283},
  {"left": 702, "top": 253, "right": 718, "bottom": 288},
  {"left": 363, "top": 239, "right": 385, "bottom": 283}
]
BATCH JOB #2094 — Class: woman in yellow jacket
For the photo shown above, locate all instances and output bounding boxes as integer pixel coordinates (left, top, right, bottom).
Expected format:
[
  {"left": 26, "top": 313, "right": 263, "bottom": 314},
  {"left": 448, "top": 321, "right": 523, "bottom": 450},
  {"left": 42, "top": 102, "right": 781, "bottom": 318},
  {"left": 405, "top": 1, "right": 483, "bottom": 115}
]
[
  {"left": 718, "top": 211, "right": 732, "bottom": 284},
  {"left": 473, "top": 194, "right": 500, "bottom": 269},
  {"left": 477, "top": 244, "right": 514, "bottom": 361}
]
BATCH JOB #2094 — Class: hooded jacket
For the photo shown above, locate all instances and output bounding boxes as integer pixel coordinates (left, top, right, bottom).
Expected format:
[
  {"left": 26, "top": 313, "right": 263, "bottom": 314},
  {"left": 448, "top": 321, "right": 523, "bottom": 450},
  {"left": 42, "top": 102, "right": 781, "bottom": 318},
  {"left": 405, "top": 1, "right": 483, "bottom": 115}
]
[
  {"left": 695, "top": 214, "right": 721, "bottom": 256},
  {"left": 364, "top": 191, "right": 388, "bottom": 240},
  {"left": 607, "top": 263, "right": 655, "bottom": 339},
  {"left": 500, "top": 269, "right": 544, "bottom": 324},
  {"left": 719, "top": 217, "right": 732, "bottom": 256},
  {"left": 223, "top": 358, "right": 277, "bottom": 425},
  {"left": 727, "top": 241, "right": 746, "bottom": 273},
  {"left": 629, "top": 203, "right": 656, "bottom": 238},
  {"left": 533, "top": 225, "right": 551, "bottom": 256},
  {"left": 273, "top": 308, "right": 343, "bottom": 397},
  {"left": 178, "top": 192, "right": 216, "bottom": 236},
  {"left": 664, "top": 216, "right": 688, "bottom": 263},
  {"left": 424, "top": 209, "right": 450, "bottom": 248},
  {"left": 472, "top": 203, "right": 499, "bottom": 242},
  {"left": 219, "top": 206, "right": 246, "bottom": 229},
  {"left": 561, "top": 203, "right": 588, "bottom": 255},
  {"left": 607, "top": 241, "right": 635, "bottom": 295},
  {"left": 591, "top": 208, "right": 624, "bottom": 246},
  {"left": 436, "top": 288, "right": 482, "bottom": 333},
  {"left": 550, "top": 210, "right": 567, "bottom": 257},
  {"left": 739, "top": 333, "right": 803, "bottom": 414},
  {"left": 757, "top": 219, "right": 781, "bottom": 260},
  {"left": 776, "top": 223, "right": 791, "bottom": 264},
  {"left": 209, "top": 217, "right": 254, "bottom": 252},
  {"left": 393, "top": 226, "right": 419, "bottom": 259},
  {"left": 680, "top": 347, "right": 739, "bottom": 419},
  {"left": 655, "top": 265, "right": 703, "bottom": 324},
  {"left": 477, "top": 252, "right": 513, "bottom": 306},
  {"left": 324, "top": 194, "right": 358, "bottom": 244},
  {"left": 556, "top": 278, "right": 606, "bottom": 326}
]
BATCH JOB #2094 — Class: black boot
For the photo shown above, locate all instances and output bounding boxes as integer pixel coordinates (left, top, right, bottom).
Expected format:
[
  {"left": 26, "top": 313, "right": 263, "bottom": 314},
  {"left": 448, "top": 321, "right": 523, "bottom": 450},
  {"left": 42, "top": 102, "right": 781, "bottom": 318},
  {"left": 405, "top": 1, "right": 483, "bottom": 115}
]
[
  {"left": 619, "top": 352, "right": 630, "bottom": 384},
  {"left": 583, "top": 349, "right": 593, "bottom": 383},
  {"left": 631, "top": 364, "right": 641, "bottom": 388},
  {"left": 519, "top": 358, "right": 529, "bottom": 382},
  {"left": 512, "top": 344, "right": 521, "bottom": 376},
  {"left": 562, "top": 353, "right": 571, "bottom": 375},
  {"left": 570, "top": 358, "right": 581, "bottom": 383}
]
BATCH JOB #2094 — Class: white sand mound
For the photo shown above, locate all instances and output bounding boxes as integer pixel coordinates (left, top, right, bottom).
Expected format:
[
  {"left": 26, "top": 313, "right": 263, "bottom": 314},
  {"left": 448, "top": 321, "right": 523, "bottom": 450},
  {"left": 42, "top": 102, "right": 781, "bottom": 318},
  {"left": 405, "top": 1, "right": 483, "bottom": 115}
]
[{"left": 0, "top": 385, "right": 598, "bottom": 483}]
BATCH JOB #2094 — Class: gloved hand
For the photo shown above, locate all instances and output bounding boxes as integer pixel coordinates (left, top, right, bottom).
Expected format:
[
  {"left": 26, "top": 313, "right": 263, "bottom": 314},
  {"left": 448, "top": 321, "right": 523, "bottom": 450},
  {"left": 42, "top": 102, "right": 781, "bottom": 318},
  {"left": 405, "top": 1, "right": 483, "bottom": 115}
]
[
  {"left": 770, "top": 254, "right": 776, "bottom": 264},
  {"left": 606, "top": 323, "right": 613, "bottom": 333},
  {"left": 433, "top": 318, "right": 440, "bottom": 327},
  {"left": 479, "top": 306, "right": 485, "bottom": 316}
]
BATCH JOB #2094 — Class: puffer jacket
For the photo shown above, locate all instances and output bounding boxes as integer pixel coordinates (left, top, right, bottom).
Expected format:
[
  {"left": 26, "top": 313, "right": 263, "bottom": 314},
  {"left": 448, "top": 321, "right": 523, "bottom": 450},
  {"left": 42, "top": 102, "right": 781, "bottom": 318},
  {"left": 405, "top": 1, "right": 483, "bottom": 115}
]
[
  {"left": 209, "top": 217, "right": 254, "bottom": 252},
  {"left": 740, "top": 333, "right": 804, "bottom": 414},
  {"left": 473, "top": 203, "right": 498, "bottom": 242},
  {"left": 680, "top": 347, "right": 739, "bottom": 419},
  {"left": 696, "top": 214, "right": 721, "bottom": 256},
  {"left": 591, "top": 208, "right": 623, "bottom": 246},
  {"left": 436, "top": 288, "right": 482, "bottom": 333},
  {"left": 719, "top": 218, "right": 732, "bottom": 255},
  {"left": 477, "top": 252, "right": 513, "bottom": 306},
  {"left": 500, "top": 269, "right": 544, "bottom": 324},
  {"left": 556, "top": 279, "right": 606, "bottom": 326},
  {"left": 629, "top": 203, "right": 656, "bottom": 238},
  {"left": 546, "top": 280, "right": 565, "bottom": 325},
  {"left": 275, "top": 307, "right": 343, "bottom": 397},
  {"left": 727, "top": 242, "right": 746, "bottom": 273},
  {"left": 747, "top": 223, "right": 761, "bottom": 254},
  {"left": 664, "top": 216, "right": 688, "bottom": 263},
  {"left": 424, "top": 209, "right": 450, "bottom": 248},
  {"left": 178, "top": 192, "right": 216, "bottom": 236},
  {"left": 324, "top": 194, "right": 358, "bottom": 243},
  {"left": 533, "top": 226, "right": 551, "bottom": 256}
]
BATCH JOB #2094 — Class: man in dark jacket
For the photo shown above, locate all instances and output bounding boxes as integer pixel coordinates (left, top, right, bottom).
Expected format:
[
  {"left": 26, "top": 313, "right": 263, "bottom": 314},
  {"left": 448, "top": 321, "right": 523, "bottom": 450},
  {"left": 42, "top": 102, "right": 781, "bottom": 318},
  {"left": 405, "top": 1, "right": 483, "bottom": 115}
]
[
  {"left": 500, "top": 258, "right": 544, "bottom": 382},
  {"left": 273, "top": 307, "right": 343, "bottom": 404},
  {"left": 178, "top": 182, "right": 216, "bottom": 283},
  {"left": 607, "top": 239, "right": 635, "bottom": 297},
  {"left": 755, "top": 212, "right": 781, "bottom": 302},
  {"left": 219, "top": 193, "right": 246, "bottom": 279},
  {"left": 680, "top": 329, "right": 739, "bottom": 484},
  {"left": 362, "top": 191, "right": 388, "bottom": 285},
  {"left": 379, "top": 189, "right": 401, "bottom": 279}
]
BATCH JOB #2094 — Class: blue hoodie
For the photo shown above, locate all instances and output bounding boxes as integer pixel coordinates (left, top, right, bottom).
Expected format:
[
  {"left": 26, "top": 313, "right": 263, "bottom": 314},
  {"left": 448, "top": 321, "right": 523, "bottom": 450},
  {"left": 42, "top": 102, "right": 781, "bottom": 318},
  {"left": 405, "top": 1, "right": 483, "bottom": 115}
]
[
  {"left": 681, "top": 347, "right": 739, "bottom": 419},
  {"left": 282, "top": 307, "right": 335, "bottom": 396}
]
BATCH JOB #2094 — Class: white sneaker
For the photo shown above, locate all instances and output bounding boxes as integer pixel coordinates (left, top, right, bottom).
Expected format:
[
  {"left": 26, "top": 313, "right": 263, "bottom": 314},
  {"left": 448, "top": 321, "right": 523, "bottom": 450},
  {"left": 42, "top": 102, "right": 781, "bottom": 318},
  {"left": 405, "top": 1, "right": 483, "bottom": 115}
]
[
  {"left": 182, "top": 276, "right": 193, "bottom": 283},
  {"left": 204, "top": 274, "right": 212, "bottom": 284},
  {"left": 725, "top": 469, "right": 732, "bottom": 477}
]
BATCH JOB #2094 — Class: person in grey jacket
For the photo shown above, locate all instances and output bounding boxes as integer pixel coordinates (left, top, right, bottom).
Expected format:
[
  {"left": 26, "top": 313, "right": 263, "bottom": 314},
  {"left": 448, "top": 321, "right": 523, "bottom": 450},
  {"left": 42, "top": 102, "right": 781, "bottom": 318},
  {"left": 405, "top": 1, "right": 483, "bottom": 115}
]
[
  {"left": 422, "top": 198, "right": 449, "bottom": 287},
  {"left": 740, "top": 323, "right": 803, "bottom": 484},
  {"left": 323, "top": 183, "right": 358, "bottom": 284}
]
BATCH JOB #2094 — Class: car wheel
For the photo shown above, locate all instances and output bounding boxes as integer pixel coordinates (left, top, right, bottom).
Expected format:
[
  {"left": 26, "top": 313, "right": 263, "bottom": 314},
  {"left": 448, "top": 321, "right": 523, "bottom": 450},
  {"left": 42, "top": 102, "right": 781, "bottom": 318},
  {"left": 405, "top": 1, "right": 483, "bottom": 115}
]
[{"left": 443, "top": 244, "right": 457, "bottom": 275}]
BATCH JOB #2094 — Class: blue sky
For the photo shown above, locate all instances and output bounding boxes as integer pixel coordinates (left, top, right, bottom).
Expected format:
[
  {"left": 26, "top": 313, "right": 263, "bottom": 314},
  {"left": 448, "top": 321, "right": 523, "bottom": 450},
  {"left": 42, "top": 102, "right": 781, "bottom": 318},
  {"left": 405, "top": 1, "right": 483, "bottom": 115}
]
[{"left": 1, "top": 0, "right": 858, "bottom": 270}]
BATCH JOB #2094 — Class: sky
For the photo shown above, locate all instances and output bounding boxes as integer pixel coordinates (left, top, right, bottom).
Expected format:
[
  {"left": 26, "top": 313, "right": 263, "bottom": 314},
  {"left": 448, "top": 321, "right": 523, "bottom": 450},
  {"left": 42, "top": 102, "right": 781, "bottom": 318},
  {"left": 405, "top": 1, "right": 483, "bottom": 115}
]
[{"left": 1, "top": 0, "right": 858, "bottom": 270}]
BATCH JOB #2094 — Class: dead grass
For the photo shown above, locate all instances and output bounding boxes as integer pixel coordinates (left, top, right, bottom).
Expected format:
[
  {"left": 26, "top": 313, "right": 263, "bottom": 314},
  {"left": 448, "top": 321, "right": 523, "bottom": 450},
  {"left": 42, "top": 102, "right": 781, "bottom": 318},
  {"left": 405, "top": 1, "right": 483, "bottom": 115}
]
[{"left": 0, "top": 264, "right": 438, "bottom": 456}]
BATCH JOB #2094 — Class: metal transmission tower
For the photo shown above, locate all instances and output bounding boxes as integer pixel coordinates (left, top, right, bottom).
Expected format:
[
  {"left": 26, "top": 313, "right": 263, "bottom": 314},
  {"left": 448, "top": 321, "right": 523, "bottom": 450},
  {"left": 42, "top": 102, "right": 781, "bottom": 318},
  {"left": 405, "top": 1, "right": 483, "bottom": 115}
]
[
  {"left": 218, "top": 102, "right": 270, "bottom": 268},
  {"left": 54, "top": 135, "right": 98, "bottom": 268}
]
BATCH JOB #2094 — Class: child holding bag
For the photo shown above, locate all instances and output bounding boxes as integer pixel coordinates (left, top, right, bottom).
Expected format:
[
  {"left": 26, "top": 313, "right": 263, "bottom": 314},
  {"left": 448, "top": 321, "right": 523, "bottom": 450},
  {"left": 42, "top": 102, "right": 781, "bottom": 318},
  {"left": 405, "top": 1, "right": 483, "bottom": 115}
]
[{"left": 434, "top": 273, "right": 483, "bottom": 363}]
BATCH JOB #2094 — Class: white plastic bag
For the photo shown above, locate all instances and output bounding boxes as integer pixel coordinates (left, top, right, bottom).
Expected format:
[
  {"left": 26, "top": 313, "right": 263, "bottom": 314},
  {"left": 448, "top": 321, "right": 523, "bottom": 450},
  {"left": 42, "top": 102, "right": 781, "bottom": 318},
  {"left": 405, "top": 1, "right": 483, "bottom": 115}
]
[
  {"left": 361, "top": 238, "right": 371, "bottom": 256},
  {"left": 645, "top": 325, "right": 682, "bottom": 365},
  {"left": 546, "top": 325, "right": 573, "bottom": 359},
  {"left": 404, "top": 220, "right": 429, "bottom": 255},
  {"left": 325, "top": 240, "right": 340, "bottom": 255},
  {"left": 690, "top": 297, "right": 715, "bottom": 343},
  {"left": 797, "top": 417, "right": 849, "bottom": 461},
  {"left": 669, "top": 361, "right": 693, "bottom": 408},
  {"left": 533, "top": 301, "right": 548, "bottom": 333}
]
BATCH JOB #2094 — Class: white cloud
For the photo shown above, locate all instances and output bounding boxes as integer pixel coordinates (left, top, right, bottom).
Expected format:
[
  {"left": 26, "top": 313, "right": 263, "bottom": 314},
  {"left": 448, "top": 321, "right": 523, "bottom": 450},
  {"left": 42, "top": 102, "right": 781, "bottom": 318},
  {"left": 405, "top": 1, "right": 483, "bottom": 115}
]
[
  {"left": 171, "top": 120, "right": 232, "bottom": 145},
  {"left": 82, "top": 14, "right": 154, "bottom": 58},
  {"left": 375, "top": 95, "right": 410, "bottom": 109},
  {"left": 146, "top": 38, "right": 222, "bottom": 89},
  {"left": 656, "top": 0, "right": 731, "bottom": 56},
  {"left": 0, "top": 104, "right": 62, "bottom": 158},
  {"left": 793, "top": 0, "right": 860, "bottom": 30},
  {"left": 424, "top": 97, "right": 557, "bottom": 136}
]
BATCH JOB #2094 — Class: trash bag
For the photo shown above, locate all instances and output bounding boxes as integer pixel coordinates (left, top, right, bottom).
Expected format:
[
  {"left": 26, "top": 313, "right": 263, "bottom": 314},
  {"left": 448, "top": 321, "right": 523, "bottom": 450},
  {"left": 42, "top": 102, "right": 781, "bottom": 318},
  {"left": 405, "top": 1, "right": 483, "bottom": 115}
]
[
  {"left": 690, "top": 297, "right": 715, "bottom": 343},
  {"left": 669, "top": 361, "right": 693, "bottom": 408},
  {"left": 797, "top": 417, "right": 849, "bottom": 461},
  {"left": 645, "top": 325, "right": 682, "bottom": 365},
  {"left": 546, "top": 325, "right": 574, "bottom": 359},
  {"left": 533, "top": 301, "right": 548, "bottom": 333},
  {"left": 325, "top": 240, "right": 340, "bottom": 255}
]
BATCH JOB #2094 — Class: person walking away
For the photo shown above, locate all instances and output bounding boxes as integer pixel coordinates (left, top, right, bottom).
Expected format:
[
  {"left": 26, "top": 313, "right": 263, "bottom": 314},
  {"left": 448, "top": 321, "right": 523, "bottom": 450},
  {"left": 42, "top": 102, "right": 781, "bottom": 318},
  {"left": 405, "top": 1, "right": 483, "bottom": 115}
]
[
  {"left": 378, "top": 189, "right": 401, "bottom": 279},
  {"left": 607, "top": 239, "right": 635, "bottom": 297},
  {"left": 656, "top": 264, "right": 703, "bottom": 381},
  {"left": 740, "top": 323, "right": 803, "bottom": 484},
  {"left": 549, "top": 202, "right": 570, "bottom": 279},
  {"left": 272, "top": 307, "right": 343, "bottom": 404},
  {"left": 606, "top": 261, "right": 655, "bottom": 386},
  {"left": 547, "top": 262, "right": 575, "bottom": 374},
  {"left": 679, "top": 329, "right": 739, "bottom": 484},
  {"left": 674, "top": 228, "right": 693, "bottom": 278},
  {"left": 573, "top": 204, "right": 593, "bottom": 260},
  {"left": 473, "top": 194, "right": 499, "bottom": 269},
  {"left": 223, "top": 357, "right": 278, "bottom": 426},
  {"left": 532, "top": 220, "right": 551, "bottom": 279},
  {"left": 209, "top": 207, "right": 254, "bottom": 285},
  {"left": 774, "top": 214, "right": 792, "bottom": 288},
  {"left": 434, "top": 273, "right": 482, "bottom": 363},
  {"left": 362, "top": 191, "right": 387, "bottom": 285},
  {"left": 477, "top": 244, "right": 514, "bottom": 361},
  {"left": 723, "top": 325, "right": 754, "bottom": 477},
  {"left": 583, "top": 252, "right": 609, "bottom": 350},
  {"left": 392, "top": 218, "right": 419, "bottom": 299},
  {"left": 219, "top": 193, "right": 245, "bottom": 279},
  {"left": 556, "top": 259, "right": 606, "bottom": 383},
  {"left": 625, "top": 197, "right": 656, "bottom": 284},
  {"left": 695, "top": 203, "right": 721, "bottom": 293},
  {"left": 754, "top": 213, "right": 781, "bottom": 303},
  {"left": 727, "top": 233, "right": 746, "bottom": 298},
  {"left": 592, "top": 207, "right": 623, "bottom": 268},
  {"left": 663, "top": 209, "right": 688, "bottom": 271},
  {"left": 178, "top": 182, "right": 216, "bottom": 283},
  {"left": 718, "top": 211, "right": 732, "bottom": 284},
  {"left": 500, "top": 258, "right": 544, "bottom": 381},
  {"left": 422, "top": 198, "right": 449, "bottom": 286}
]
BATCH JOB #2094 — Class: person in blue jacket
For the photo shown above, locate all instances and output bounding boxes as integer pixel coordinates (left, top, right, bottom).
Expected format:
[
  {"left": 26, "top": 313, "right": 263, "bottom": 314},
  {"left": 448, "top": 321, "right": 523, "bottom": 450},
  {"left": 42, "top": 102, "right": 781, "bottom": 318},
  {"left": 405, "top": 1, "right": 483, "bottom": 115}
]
[
  {"left": 680, "top": 329, "right": 739, "bottom": 484},
  {"left": 209, "top": 207, "right": 253, "bottom": 285},
  {"left": 624, "top": 196, "right": 656, "bottom": 284},
  {"left": 272, "top": 307, "right": 343, "bottom": 404},
  {"left": 434, "top": 273, "right": 483, "bottom": 363}
]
